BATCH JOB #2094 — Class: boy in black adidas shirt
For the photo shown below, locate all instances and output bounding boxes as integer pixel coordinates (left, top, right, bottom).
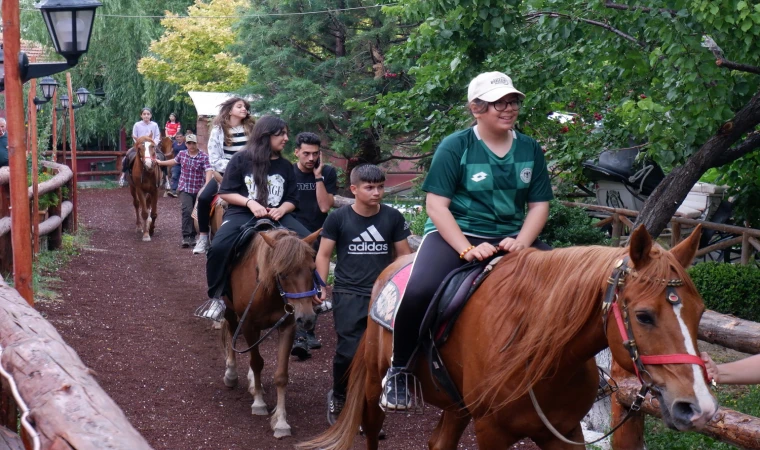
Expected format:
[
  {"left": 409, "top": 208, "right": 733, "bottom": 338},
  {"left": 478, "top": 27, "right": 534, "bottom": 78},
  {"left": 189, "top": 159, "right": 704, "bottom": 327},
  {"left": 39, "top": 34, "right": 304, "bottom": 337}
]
[{"left": 316, "top": 164, "right": 411, "bottom": 425}]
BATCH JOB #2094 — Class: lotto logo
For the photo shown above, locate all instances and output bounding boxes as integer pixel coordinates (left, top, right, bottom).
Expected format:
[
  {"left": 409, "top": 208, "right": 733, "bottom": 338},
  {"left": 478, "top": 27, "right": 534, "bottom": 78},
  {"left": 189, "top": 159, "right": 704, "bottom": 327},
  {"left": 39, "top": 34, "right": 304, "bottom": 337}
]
[{"left": 471, "top": 172, "right": 488, "bottom": 182}]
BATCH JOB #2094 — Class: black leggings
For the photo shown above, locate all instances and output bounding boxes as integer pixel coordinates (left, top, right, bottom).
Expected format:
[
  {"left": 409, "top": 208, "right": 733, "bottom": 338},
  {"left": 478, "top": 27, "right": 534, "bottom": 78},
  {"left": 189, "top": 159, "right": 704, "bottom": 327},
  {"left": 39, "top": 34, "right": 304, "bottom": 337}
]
[
  {"left": 197, "top": 177, "right": 218, "bottom": 233},
  {"left": 206, "top": 212, "right": 311, "bottom": 299},
  {"left": 391, "top": 231, "right": 551, "bottom": 368}
]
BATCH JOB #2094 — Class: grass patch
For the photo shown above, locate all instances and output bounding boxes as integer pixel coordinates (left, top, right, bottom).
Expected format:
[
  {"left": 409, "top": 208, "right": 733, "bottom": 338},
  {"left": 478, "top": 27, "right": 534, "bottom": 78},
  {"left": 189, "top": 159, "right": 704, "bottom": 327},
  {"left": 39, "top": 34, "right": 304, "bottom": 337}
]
[{"left": 645, "top": 385, "right": 760, "bottom": 449}]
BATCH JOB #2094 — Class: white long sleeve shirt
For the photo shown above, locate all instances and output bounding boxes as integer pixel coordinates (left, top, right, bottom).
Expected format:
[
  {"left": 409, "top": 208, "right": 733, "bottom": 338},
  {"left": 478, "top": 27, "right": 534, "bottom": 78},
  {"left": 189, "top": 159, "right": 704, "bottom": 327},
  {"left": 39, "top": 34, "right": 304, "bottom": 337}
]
[{"left": 208, "top": 125, "right": 248, "bottom": 174}]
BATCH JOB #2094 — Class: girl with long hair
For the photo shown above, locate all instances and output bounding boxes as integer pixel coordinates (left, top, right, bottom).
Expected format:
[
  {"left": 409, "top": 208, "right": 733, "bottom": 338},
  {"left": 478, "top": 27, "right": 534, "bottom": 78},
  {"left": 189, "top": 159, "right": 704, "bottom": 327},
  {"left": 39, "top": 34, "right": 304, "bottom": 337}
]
[
  {"left": 192, "top": 97, "right": 256, "bottom": 254},
  {"left": 198, "top": 115, "right": 310, "bottom": 321}
]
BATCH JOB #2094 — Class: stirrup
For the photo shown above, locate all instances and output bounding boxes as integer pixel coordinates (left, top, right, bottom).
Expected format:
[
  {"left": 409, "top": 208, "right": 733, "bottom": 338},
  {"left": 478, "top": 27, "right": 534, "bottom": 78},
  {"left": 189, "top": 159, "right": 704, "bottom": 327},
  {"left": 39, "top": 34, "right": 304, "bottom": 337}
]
[
  {"left": 194, "top": 298, "right": 226, "bottom": 322},
  {"left": 596, "top": 365, "right": 618, "bottom": 402},
  {"left": 379, "top": 370, "right": 424, "bottom": 414}
]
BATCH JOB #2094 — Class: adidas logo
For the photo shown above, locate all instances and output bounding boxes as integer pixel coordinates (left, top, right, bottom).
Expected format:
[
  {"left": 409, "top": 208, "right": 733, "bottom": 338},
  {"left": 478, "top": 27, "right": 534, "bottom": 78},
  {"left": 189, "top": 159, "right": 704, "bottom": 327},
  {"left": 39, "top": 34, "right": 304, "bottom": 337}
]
[{"left": 349, "top": 225, "right": 389, "bottom": 253}]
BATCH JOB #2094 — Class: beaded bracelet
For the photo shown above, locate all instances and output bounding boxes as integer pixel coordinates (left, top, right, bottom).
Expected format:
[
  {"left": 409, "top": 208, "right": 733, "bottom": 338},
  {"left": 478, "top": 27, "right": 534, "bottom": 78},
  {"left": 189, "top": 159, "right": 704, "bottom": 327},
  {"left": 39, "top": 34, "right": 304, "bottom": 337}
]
[{"left": 459, "top": 245, "right": 476, "bottom": 260}]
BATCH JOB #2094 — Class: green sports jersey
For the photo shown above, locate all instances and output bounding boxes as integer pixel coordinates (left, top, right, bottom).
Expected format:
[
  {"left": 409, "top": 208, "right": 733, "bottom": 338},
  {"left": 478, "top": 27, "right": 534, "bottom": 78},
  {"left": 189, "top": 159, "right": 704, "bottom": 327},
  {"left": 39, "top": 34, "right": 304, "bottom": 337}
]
[{"left": 422, "top": 127, "right": 553, "bottom": 237}]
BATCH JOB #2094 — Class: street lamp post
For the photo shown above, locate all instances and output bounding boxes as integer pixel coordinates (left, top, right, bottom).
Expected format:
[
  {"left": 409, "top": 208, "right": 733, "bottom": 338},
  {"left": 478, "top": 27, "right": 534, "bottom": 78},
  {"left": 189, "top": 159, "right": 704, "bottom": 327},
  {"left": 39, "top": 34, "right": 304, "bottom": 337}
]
[{"left": 1, "top": 0, "right": 101, "bottom": 305}]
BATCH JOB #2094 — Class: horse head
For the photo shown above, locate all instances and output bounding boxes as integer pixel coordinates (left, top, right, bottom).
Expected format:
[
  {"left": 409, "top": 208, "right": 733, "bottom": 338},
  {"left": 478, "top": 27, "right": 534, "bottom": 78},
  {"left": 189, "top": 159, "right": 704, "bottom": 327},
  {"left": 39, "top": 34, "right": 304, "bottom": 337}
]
[
  {"left": 259, "top": 229, "right": 322, "bottom": 332},
  {"left": 159, "top": 136, "right": 174, "bottom": 160},
  {"left": 134, "top": 136, "right": 157, "bottom": 171},
  {"left": 607, "top": 224, "right": 717, "bottom": 430}
]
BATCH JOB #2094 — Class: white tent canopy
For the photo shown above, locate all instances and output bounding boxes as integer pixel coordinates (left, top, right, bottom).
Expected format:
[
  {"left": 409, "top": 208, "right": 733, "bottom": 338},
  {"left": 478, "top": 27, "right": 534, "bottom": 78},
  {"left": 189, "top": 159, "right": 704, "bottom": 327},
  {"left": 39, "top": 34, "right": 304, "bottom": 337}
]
[{"left": 188, "top": 91, "right": 257, "bottom": 117}]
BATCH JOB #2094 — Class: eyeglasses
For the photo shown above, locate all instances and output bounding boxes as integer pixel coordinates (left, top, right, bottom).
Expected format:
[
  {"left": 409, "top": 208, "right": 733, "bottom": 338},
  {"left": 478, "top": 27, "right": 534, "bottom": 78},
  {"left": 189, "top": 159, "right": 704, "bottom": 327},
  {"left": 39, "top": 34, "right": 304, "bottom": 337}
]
[{"left": 491, "top": 99, "right": 522, "bottom": 111}]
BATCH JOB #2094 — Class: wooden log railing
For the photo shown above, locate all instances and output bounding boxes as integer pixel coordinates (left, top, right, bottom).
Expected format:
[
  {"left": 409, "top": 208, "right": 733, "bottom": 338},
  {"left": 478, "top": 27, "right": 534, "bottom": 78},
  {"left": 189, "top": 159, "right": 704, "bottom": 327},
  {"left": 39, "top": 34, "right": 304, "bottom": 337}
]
[
  {"left": 0, "top": 276, "right": 152, "bottom": 449},
  {"left": 562, "top": 201, "right": 760, "bottom": 264},
  {"left": 0, "top": 161, "right": 74, "bottom": 274},
  {"left": 42, "top": 150, "right": 126, "bottom": 178}
]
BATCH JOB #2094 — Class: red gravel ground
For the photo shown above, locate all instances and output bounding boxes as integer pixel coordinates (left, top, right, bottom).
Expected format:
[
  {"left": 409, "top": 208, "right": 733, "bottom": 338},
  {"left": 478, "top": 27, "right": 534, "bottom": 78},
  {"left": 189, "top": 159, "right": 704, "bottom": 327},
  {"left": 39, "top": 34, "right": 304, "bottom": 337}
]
[{"left": 37, "top": 187, "right": 540, "bottom": 450}]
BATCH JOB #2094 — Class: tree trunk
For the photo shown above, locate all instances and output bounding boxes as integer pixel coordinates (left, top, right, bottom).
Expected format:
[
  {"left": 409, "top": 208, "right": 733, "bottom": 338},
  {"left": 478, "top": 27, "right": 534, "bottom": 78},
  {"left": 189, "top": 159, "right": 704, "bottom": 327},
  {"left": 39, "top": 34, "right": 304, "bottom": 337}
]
[{"left": 635, "top": 89, "right": 760, "bottom": 237}]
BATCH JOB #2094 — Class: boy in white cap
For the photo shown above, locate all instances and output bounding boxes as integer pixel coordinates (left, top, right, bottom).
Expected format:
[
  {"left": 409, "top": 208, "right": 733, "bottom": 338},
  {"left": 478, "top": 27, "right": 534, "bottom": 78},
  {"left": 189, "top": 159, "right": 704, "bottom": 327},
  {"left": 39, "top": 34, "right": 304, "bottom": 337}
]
[{"left": 380, "top": 72, "right": 554, "bottom": 410}]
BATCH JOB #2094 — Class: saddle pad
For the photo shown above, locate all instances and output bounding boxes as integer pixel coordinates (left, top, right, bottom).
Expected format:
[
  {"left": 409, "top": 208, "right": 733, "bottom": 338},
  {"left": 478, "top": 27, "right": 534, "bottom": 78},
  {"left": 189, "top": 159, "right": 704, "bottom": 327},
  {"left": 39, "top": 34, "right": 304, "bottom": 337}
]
[{"left": 370, "top": 263, "right": 413, "bottom": 331}]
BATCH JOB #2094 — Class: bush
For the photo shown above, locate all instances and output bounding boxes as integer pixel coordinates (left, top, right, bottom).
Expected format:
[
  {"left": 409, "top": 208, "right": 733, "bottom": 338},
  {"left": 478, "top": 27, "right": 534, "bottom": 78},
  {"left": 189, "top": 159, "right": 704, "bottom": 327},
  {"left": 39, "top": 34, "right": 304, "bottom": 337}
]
[
  {"left": 540, "top": 200, "right": 610, "bottom": 248},
  {"left": 688, "top": 262, "right": 760, "bottom": 322}
]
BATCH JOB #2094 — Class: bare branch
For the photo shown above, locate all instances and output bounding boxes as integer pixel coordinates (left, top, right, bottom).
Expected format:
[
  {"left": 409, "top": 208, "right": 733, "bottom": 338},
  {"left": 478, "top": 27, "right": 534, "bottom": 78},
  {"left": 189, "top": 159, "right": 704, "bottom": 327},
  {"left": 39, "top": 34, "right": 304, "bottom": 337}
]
[
  {"left": 524, "top": 11, "right": 645, "bottom": 48},
  {"left": 603, "top": 1, "right": 677, "bottom": 17},
  {"left": 716, "top": 59, "right": 760, "bottom": 75},
  {"left": 289, "top": 39, "right": 325, "bottom": 62},
  {"left": 713, "top": 131, "right": 760, "bottom": 167}
]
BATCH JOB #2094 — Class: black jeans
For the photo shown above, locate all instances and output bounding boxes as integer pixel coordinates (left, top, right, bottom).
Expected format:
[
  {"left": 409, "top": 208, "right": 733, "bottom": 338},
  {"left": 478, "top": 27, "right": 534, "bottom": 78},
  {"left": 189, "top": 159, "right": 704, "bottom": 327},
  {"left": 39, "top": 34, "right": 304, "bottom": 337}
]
[
  {"left": 179, "top": 191, "right": 197, "bottom": 240},
  {"left": 391, "top": 231, "right": 551, "bottom": 368},
  {"left": 332, "top": 291, "right": 370, "bottom": 398},
  {"left": 205, "top": 212, "right": 311, "bottom": 299},
  {"left": 197, "top": 178, "right": 218, "bottom": 233}
]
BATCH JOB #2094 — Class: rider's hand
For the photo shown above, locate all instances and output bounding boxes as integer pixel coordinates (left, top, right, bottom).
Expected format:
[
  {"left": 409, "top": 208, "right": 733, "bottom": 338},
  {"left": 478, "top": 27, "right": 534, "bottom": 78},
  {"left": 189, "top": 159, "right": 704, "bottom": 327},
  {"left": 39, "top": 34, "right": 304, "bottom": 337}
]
[
  {"left": 499, "top": 237, "right": 526, "bottom": 253},
  {"left": 248, "top": 200, "right": 268, "bottom": 218},
  {"left": 266, "top": 206, "right": 286, "bottom": 221},
  {"left": 464, "top": 242, "right": 498, "bottom": 262}
]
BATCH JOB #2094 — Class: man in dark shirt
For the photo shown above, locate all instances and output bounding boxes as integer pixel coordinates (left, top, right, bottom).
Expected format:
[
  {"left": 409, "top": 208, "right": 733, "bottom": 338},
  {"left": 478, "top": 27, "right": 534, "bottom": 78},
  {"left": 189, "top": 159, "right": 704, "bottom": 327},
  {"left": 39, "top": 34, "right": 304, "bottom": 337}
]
[
  {"left": 290, "top": 132, "right": 338, "bottom": 360},
  {"left": 0, "top": 118, "right": 8, "bottom": 168}
]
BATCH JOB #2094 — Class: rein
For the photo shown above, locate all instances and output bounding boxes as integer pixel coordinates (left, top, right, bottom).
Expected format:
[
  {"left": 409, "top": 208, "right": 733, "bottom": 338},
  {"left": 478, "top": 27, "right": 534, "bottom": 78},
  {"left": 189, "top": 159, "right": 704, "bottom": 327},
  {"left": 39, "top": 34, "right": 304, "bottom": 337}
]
[
  {"left": 530, "top": 257, "right": 709, "bottom": 446},
  {"left": 231, "top": 270, "right": 327, "bottom": 354}
]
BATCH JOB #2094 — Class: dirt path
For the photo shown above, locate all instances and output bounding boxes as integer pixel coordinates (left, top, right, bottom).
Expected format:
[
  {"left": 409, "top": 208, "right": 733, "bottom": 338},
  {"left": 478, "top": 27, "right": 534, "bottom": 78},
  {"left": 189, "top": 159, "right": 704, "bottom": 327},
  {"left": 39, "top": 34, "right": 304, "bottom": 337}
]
[{"left": 37, "top": 188, "right": 541, "bottom": 449}]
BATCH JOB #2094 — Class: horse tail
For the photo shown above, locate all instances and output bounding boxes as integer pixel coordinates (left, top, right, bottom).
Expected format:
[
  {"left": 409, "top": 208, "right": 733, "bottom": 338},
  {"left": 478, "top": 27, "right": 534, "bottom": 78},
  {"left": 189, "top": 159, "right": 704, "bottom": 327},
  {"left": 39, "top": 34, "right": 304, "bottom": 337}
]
[{"left": 296, "top": 335, "right": 368, "bottom": 450}]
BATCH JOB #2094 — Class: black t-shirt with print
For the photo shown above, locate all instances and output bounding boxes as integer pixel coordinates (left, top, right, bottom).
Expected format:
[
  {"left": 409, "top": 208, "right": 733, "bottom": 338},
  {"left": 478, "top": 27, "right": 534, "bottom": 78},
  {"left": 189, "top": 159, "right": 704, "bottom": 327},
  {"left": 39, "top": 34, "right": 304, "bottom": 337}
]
[
  {"left": 321, "top": 204, "right": 410, "bottom": 295},
  {"left": 219, "top": 152, "right": 298, "bottom": 218},
  {"left": 292, "top": 165, "right": 338, "bottom": 232}
]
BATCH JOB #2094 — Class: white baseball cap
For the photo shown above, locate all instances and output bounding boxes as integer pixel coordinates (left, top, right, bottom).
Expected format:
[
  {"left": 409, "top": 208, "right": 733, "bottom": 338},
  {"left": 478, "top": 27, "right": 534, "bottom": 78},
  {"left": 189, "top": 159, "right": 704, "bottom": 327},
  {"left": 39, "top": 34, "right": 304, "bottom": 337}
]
[{"left": 467, "top": 71, "right": 525, "bottom": 103}]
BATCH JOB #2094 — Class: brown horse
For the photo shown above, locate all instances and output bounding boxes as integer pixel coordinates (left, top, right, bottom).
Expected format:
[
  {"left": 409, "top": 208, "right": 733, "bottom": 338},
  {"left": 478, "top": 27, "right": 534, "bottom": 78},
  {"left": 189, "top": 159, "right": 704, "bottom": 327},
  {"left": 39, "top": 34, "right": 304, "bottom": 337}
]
[
  {"left": 220, "top": 228, "right": 322, "bottom": 439},
  {"left": 158, "top": 136, "right": 174, "bottom": 194},
  {"left": 299, "top": 225, "right": 717, "bottom": 450},
  {"left": 129, "top": 136, "right": 161, "bottom": 241}
]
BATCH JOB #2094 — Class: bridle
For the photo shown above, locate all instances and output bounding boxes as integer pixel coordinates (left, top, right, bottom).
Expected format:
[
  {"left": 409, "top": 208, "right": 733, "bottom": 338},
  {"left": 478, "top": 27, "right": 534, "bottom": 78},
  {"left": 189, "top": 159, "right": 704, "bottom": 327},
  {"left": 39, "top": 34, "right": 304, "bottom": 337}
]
[
  {"left": 529, "top": 256, "right": 710, "bottom": 446},
  {"left": 231, "top": 269, "right": 327, "bottom": 354},
  {"left": 136, "top": 141, "right": 159, "bottom": 185}
]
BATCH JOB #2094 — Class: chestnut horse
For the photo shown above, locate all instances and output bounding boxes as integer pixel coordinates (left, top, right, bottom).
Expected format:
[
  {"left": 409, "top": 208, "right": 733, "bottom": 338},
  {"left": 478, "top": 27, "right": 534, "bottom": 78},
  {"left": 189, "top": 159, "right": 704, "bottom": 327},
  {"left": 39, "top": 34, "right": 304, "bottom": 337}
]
[
  {"left": 299, "top": 225, "right": 717, "bottom": 450},
  {"left": 220, "top": 228, "right": 322, "bottom": 439},
  {"left": 158, "top": 136, "right": 174, "bottom": 194},
  {"left": 129, "top": 136, "right": 161, "bottom": 241}
]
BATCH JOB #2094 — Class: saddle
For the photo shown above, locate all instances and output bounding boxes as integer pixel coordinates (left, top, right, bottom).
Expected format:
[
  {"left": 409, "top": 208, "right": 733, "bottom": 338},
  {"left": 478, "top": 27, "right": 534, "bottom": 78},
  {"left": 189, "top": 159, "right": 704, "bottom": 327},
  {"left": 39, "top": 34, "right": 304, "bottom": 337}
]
[
  {"left": 230, "top": 218, "right": 282, "bottom": 266},
  {"left": 370, "top": 255, "right": 502, "bottom": 408}
]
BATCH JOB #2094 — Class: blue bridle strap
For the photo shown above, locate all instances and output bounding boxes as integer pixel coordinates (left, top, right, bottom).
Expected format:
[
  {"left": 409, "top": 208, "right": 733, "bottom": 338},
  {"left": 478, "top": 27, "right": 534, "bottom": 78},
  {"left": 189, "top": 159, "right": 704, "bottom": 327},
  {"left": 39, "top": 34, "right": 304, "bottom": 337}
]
[{"left": 277, "top": 270, "right": 327, "bottom": 300}]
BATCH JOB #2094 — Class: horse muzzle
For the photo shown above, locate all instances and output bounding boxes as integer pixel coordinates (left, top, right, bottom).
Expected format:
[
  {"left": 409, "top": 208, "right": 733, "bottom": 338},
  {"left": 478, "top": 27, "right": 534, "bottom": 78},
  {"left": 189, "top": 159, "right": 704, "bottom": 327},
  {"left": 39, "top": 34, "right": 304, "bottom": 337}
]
[
  {"left": 143, "top": 158, "right": 154, "bottom": 169},
  {"left": 295, "top": 311, "right": 317, "bottom": 332},
  {"left": 658, "top": 390, "right": 718, "bottom": 430}
]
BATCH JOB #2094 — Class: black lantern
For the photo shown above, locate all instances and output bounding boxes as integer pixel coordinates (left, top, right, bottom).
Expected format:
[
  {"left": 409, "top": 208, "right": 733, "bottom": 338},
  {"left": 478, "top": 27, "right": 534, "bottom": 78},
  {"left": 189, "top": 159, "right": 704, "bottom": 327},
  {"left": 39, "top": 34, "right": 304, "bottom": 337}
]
[
  {"left": 59, "top": 95, "right": 69, "bottom": 109},
  {"left": 75, "top": 87, "right": 90, "bottom": 105},
  {"left": 36, "top": 0, "right": 103, "bottom": 66},
  {"left": 40, "top": 77, "right": 59, "bottom": 100}
]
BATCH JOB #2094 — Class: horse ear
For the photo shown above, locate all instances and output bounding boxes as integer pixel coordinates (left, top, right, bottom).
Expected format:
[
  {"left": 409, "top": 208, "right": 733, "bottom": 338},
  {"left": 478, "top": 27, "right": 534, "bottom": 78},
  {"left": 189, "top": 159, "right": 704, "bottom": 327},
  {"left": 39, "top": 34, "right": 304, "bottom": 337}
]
[
  {"left": 670, "top": 224, "right": 701, "bottom": 268},
  {"left": 628, "top": 224, "right": 653, "bottom": 268},
  {"left": 303, "top": 228, "right": 321, "bottom": 245},
  {"left": 260, "top": 231, "right": 277, "bottom": 248}
]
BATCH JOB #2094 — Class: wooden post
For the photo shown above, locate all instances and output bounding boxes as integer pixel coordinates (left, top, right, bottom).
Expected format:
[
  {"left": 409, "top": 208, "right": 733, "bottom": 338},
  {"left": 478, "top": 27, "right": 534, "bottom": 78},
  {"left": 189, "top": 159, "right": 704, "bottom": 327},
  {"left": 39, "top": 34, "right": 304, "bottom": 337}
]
[
  {"left": 66, "top": 73, "right": 78, "bottom": 234},
  {"left": 0, "top": 184, "right": 11, "bottom": 274},
  {"left": 52, "top": 90, "right": 60, "bottom": 164},
  {"left": 741, "top": 232, "right": 751, "bottom": 265},
  {"left": 611, "top": 213, "right": 622, "bottom": 247},
  {"left": 670, "top": 220, "right": 681, "bottom": 248},
  {"left": 29, "top": 80, "right": 40, "bottom": 256},
  {"left": 2, "top": 0, "right": 34, "bottom": 305},
  {"left": 610, "top": 360, "right": 645, "bottom": 450}
]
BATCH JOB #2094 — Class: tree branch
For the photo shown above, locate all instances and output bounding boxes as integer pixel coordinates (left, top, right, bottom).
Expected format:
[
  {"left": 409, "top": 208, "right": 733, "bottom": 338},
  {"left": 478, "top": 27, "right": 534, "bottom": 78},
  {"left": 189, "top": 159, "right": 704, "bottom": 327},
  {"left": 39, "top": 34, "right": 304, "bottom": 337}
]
[
  {"left": 716, "top": 59, "right": 760, "bottom": 75},
  {"left": 375, "top": 152, "right": 434, "bottom": 164},
  {"left": 327, "top": 117, "right": 344, "bottom": 136},
  {"left": 713, "top": 132, "right": 760, "bottom": 167},
  {"left": 289, "top": 39, "right": 325, "bottom": 62},
  {"left": 603, "top": 1, "right": 677, "bottom": 17},
  {"left": 524, "top": 11, "right": 645, "bottom": 48}
]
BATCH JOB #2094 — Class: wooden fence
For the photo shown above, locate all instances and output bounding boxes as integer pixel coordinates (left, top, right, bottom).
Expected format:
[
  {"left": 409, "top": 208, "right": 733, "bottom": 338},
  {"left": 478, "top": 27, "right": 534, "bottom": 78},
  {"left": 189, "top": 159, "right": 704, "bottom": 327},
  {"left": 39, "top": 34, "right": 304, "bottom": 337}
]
[
  {"left": 42, "top": 151, "right": 127, "bottom": 179},
  {"left": 0, "top": 161, "right": 75, "bottom": 274},
  {"left": 0, "top": 275, "right": 152, "bottom": 449}
]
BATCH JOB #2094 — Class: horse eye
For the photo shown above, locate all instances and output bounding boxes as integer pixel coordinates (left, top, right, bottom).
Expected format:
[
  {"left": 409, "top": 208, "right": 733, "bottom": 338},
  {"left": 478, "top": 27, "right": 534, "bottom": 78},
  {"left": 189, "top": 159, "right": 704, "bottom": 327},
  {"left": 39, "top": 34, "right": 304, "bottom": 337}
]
[{"left": 636, "top": 311, "right": 655, "bottom": 326}]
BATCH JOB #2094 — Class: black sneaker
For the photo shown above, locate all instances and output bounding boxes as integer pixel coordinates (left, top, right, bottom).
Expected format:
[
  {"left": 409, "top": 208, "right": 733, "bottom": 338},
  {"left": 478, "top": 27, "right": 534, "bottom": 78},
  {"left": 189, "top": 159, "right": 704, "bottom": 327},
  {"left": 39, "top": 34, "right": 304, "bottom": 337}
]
[
  {"left": 306, "top": 332, "right": 322, "bottom": 349},
  {"left": 290, "top": 337, "right": 311, "bottom": 361},
  {"left": 181, "top": 238, "right": 191, "bottom": 248},
  {"left": 167, "top": 190, "right": 178, "bottom": 198},
  {"left": 380, "top": 367, "right": 412, "bottom": 411},
  {"left": 359, "top": 425, "right": 386, "bottom": 440},
  {"left": 327, "top": 389, "right": 345, "bottom": 426}
]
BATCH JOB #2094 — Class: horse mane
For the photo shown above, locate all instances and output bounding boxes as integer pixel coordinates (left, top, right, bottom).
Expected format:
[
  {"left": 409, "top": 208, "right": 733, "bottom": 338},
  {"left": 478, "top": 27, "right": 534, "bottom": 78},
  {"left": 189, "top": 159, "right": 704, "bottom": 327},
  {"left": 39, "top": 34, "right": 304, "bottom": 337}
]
[
  {"left": 253, "top": 229, "right": 315, "bottom": 293},
  {"left": 471, "top": 242, "right": 696, "bottom": 413}
]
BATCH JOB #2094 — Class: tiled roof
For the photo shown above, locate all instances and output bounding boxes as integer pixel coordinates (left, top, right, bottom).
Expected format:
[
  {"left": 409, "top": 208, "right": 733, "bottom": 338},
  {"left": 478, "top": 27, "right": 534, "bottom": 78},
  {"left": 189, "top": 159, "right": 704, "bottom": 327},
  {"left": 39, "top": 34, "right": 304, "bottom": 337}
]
[{"left": 0, "top": 33, "right": 58, "bottom": 62}]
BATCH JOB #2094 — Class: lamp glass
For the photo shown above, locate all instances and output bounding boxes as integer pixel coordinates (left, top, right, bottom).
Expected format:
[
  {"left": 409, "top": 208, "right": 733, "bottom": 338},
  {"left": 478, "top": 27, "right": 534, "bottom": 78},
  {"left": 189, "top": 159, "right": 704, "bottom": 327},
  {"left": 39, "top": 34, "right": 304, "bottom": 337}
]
[
  {"left": 40, "top": 77, "right": 58, "bottom": 99},
  {"left": 76, "top": 87, "right": 90, "bottom": 105},
  {"left": 40, "top": 6, "right": 97, "bottom": 57},
  {"left": 60, "top": 95, "right": 69, "bottom": 108}
]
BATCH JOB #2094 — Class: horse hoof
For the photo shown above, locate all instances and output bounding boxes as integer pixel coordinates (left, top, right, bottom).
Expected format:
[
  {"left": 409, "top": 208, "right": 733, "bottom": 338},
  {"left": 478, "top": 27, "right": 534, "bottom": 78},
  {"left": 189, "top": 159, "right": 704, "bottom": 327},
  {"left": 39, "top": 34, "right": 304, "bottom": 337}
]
[
  {"left": 142, "top": 236, "right": 151, "bottom": 242},
  {"left": 251, "top": 404, "right": 268, "bottom": 416},
  {"left": 212, "top": 321, "right": 223, "bottom": 330},
  {"left": 273, "top": 427, "right": 291, "bottom": 439},
  {"left": 223, "top": 375, "right": 238, "bottom": 388}
]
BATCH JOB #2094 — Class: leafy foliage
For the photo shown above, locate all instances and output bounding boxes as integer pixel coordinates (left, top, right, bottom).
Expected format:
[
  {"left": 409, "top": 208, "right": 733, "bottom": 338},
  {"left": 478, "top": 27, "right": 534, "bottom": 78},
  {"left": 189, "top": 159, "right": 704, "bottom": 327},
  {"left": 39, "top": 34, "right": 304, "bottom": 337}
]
[
  {"left": 539, "top": 200, "right": 610, "bottom": 248},
  {"left": 137, "top": 0, "right": 250, "bottom": 94},
  {"left": 688, "top": 262, "right": 760, "bottom": 321}
]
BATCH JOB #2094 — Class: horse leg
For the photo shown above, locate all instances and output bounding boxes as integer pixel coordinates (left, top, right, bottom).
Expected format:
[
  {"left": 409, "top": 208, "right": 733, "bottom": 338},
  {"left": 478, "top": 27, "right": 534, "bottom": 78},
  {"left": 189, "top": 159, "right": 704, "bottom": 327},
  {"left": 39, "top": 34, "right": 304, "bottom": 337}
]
[
  {"left": 269, "top": 324, "right": 296, "bottom": 439},
  {"left": 132, "top": 188, "right": 141, "bottom": 232},
  {"left": 149, "top": 191, "right": 158, "bottom": 236},
  {"left": 361, "top": 389, "right": 385, "bottom": 450},
  {"left": 220, "top": 319, "right": 238, "bottom": 388},
  {"left": 428, "top": 411, "right": 471, "bottom": 450},
  {"left": 245, "top": 329, "right": 268, "bottom": 416},
  {"left": 473, "top": 416, "right": 519, "bottom": 450},
  {"left": 534, "top": 423, "right": 585, "bottom": 450}
]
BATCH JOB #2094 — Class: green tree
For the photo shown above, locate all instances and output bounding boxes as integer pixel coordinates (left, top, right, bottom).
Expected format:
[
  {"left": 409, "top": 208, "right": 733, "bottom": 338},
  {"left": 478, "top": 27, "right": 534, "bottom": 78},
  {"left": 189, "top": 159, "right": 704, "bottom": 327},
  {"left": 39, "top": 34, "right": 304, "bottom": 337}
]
[
  {"left": 21, "top": 0, "right": 197, "bottom": 148},
  {"left": 234, "top": 1, "right": 416, "bottom": 171},
  {"left": 137, "top": 0, "right": 250, "bottom": 94},
  {"left": 361, "top": 0, "right": 760, "bottom": 235}
]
